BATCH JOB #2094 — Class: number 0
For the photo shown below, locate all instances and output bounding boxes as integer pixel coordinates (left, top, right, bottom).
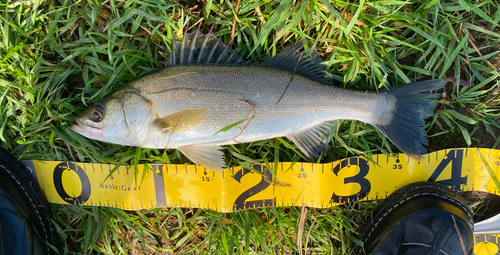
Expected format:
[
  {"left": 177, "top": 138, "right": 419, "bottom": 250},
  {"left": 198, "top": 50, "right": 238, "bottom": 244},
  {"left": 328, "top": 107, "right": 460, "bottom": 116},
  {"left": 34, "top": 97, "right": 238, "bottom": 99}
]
[{"left": 53, "top": 162, "right": 91, "bottom": 205}]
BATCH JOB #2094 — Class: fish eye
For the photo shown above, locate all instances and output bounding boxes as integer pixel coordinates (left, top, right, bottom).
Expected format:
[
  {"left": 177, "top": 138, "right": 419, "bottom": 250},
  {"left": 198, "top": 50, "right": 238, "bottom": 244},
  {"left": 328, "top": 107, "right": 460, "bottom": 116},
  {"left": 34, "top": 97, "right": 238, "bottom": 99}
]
[{"left": 89, "top": 104, "right": 105, "bottom": 122}]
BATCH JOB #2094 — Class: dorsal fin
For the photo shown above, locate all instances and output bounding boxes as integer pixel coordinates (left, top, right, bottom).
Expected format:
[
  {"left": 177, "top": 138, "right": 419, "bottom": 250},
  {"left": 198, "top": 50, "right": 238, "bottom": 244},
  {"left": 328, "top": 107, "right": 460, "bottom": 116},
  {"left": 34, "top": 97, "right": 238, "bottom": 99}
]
[
  {"left": 261, "top": 42, "right": 334, "bottom": 84},
  {"left": 168, "top": 25, "right": 252, "bottom": 66}
]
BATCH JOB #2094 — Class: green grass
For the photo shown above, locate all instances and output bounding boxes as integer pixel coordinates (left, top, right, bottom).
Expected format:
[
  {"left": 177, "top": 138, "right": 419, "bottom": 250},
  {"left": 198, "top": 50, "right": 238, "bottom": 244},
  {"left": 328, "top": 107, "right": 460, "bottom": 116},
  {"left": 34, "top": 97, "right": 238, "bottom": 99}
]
[{"left": 1, "top": 0, "right": 500, "bottom": 254}]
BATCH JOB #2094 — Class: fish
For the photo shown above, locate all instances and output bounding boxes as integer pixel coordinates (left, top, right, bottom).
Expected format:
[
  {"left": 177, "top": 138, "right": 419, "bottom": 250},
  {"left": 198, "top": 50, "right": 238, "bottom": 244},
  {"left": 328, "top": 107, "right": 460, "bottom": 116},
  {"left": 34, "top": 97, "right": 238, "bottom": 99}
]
[{"left": 71, "top": 27, "right": 445, "bottom": 172}]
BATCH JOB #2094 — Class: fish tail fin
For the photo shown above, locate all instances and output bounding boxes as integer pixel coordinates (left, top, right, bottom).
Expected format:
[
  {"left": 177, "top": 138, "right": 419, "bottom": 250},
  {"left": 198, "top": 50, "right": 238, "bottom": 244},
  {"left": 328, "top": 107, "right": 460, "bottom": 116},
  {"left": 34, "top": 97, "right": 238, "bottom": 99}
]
[{"left": 373, "top": 79, "right": 446, "bottom": 159}]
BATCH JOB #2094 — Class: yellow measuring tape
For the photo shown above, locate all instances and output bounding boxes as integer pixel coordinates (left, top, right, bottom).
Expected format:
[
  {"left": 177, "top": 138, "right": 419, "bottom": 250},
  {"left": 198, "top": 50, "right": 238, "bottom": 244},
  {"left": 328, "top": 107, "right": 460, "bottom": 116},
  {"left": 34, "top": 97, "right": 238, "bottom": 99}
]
[
  {"left": 23, "top": 148, "right": 500, "bottom": 255},
  {"left": 27, "top": 148, "right": 499, "bottom": 211},
  {"left": 474, "top": 234, "right": 500, "bottom": 255}
]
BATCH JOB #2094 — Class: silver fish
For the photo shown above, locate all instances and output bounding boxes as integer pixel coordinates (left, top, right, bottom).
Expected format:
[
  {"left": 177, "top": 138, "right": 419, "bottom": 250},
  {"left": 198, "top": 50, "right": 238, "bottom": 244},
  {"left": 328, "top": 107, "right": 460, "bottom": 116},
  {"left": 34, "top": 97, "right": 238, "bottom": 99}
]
[{"left": 72, "top": 29, "right": 445, "bottom": 171}]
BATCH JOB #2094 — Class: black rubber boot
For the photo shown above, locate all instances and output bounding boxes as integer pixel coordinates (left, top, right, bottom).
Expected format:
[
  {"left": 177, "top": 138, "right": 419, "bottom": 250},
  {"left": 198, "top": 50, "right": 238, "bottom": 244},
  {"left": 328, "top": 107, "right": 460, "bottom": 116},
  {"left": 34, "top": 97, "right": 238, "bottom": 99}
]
[
  {"left": 353, "top": 181, "right": 473, "bottom": 255},
  {"left": 0, "top": 147, "right": 59, "bottom": 254}
]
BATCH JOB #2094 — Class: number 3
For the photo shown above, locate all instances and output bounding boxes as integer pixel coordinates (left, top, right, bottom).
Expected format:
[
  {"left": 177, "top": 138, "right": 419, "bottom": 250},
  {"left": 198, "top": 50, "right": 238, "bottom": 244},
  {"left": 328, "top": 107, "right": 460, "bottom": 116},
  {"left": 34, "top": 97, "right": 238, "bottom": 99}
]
[{"left": 330, "top": 158, "right": 371, "bottom": 203}]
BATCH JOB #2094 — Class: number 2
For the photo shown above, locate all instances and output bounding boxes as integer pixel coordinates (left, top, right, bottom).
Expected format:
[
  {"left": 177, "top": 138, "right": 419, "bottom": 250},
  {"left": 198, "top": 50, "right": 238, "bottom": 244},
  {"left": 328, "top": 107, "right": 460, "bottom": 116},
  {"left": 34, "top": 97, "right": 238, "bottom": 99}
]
[{"left": 232, "top": 165, "right": 276, "bottom": 211}]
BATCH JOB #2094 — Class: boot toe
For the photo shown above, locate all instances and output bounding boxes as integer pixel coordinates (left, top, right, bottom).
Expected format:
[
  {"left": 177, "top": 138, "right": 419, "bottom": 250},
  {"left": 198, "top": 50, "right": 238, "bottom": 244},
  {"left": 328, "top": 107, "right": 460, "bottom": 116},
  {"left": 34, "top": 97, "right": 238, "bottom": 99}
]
[{"left": 355, "top": 182, "right": 474, "bottom": 255}]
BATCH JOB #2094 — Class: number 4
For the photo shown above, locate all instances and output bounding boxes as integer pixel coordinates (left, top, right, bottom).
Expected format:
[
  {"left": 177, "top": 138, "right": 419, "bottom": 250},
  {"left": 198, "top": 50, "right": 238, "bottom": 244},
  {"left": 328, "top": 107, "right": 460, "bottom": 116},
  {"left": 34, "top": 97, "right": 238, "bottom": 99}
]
[{"left": 427, "top": 149, "right": 467, "bottom": 190}]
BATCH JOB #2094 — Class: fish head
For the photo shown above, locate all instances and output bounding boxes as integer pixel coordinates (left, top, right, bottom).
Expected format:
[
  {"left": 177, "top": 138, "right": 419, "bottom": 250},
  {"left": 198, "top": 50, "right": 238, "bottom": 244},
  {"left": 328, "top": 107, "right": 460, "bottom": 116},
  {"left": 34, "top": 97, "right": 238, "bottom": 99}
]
[{"left": 71, "top": 91, "right": 155, "bottom": 146}]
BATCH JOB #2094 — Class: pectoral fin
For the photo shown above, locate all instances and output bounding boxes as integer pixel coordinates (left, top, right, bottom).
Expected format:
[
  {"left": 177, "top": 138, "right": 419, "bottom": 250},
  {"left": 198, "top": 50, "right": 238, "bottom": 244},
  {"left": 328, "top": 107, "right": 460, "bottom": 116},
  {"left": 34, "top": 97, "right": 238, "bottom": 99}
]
[
  {"left": 287, "top": 121, "right": 338, "bottom": 158},
  {"left": 154, "top": 108, "right": 208, "bottom": 134},
  {"left": 179, "top": 144, "right": 225, "bottom": 172}
]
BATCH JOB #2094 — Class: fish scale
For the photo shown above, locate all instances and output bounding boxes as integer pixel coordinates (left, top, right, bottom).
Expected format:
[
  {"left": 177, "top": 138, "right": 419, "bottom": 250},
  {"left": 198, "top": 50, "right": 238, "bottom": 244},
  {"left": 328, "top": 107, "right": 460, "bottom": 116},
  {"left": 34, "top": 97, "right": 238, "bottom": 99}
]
[
  {"left": 72, "top": 29, "right": 445, "bottom": 172},
  {"left": 127, "top": 65, "right": 383, "bottom": 146}
]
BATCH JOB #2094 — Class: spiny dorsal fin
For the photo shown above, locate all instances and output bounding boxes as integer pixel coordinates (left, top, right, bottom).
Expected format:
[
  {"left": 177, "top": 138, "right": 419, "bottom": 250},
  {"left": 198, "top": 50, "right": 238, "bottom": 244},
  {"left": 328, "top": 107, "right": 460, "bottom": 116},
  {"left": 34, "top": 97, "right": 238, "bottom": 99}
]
[
  {"left": 261, "top": 42, "right": 334, "bottom": 84},
  {"left": 168, "top": 25, "right": 252, "bottom": 66}
]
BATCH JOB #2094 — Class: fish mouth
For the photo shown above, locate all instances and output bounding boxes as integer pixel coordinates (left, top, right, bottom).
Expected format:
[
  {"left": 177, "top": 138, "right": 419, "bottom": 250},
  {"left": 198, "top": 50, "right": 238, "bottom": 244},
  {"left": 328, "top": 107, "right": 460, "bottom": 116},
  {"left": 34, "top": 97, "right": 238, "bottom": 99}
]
[{"left": 71, "top": 119, "right": 103, "bottom": 138}]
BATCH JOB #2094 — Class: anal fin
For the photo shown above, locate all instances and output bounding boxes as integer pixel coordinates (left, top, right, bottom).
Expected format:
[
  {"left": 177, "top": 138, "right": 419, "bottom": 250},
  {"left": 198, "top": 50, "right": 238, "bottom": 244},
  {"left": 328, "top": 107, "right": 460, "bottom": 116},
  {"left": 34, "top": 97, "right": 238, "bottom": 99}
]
[
  {"left": 287, "top": 121, "right": 338, "bottom": 158},
  {"left": 179, "top": 144, "right": 225, "bottom": 172}
]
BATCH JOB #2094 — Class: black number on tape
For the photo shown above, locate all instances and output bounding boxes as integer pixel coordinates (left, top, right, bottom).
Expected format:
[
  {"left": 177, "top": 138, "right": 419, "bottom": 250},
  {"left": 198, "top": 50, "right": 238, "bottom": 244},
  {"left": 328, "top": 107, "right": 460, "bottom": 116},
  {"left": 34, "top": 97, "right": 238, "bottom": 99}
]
[
  {"left": 330, "top": 158, "right": 371, "bottom": 203},
  {"left": 232, "top": 165, "right": 276, "bottom": 211},
  {"left": 53, "top": 162, "right": 91, "bottom": 205},
  {"left": 428, "top": 149, "right": 467, "bottom": 190}
]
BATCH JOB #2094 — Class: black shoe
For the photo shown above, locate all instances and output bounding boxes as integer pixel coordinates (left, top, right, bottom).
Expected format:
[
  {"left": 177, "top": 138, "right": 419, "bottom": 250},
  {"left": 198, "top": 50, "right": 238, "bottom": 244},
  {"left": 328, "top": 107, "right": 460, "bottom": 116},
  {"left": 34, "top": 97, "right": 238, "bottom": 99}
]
[
  {"left": 354, "top": 181, "right": 474, "bottom": 255},
  {"left": 0, "top": 147, "right": 59, "bottom": 254}
]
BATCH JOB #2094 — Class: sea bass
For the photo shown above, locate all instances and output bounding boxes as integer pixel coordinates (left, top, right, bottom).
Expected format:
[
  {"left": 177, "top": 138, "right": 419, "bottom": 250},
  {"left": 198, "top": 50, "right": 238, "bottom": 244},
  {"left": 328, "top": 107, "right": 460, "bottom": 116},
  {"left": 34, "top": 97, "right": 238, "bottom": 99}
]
[{"left": 71, "top": 28, "right": 445, "bottom": 172}]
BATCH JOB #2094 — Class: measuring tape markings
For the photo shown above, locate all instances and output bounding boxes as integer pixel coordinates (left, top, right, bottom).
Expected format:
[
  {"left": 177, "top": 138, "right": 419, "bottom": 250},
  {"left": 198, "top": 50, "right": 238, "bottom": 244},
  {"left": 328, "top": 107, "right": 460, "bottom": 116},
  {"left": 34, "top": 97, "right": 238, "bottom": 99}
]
[
  {"left": 474, "top": 234, "right": 500, "bottom": 255},
  {"left": 26, "top": 148, "right": 500, "bottom": 255},
  {"left": 32, "top": 148, "right": 500, "bottom": 212}
]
